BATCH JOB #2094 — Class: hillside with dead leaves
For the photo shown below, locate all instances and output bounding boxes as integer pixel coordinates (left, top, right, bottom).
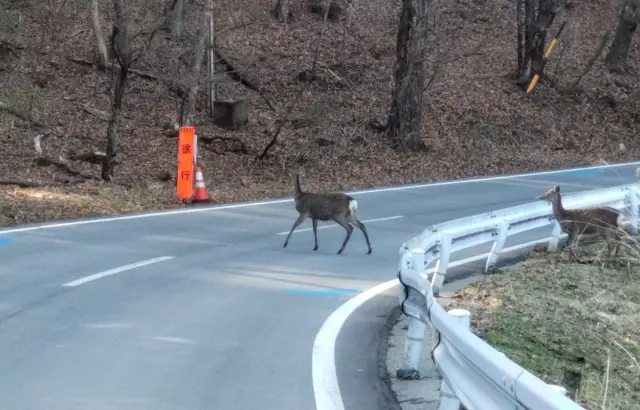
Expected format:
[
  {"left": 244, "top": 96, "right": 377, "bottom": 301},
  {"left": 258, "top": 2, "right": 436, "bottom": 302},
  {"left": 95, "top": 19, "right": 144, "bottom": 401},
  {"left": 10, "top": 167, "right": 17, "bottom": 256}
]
[{"left": 0, "top": 0, "right": 638, "bottom": 226}]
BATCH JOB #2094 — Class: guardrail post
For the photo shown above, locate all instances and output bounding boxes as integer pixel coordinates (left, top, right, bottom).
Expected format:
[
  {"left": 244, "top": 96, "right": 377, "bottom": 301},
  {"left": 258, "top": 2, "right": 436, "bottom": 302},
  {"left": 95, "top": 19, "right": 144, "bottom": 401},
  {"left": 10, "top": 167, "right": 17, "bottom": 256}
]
[
  {"left": 629, "top": 189, "right": 639, "bottom": 235},
  {"left": 397, "top": 249, "right": 429, "bottom": 380},
  {"left": 431, "top": 231, "right": 452, "bottom": 296},
  {"left": 548, "top": 220, "right": 563, "bottom": 252},
  {"left": 437, "top": 309, "right": 470, "bottom": 410},
  {"left": 485, "top": 219, "right": 510, "bottom": 273}
]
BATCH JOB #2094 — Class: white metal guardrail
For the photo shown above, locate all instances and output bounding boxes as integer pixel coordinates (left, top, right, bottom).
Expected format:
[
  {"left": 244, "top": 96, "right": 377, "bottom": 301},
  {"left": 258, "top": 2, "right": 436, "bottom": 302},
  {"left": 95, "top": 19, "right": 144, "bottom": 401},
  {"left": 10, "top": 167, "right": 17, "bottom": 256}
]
[{"left": 396, "top": 183, "right": 640, "bottom": 409}]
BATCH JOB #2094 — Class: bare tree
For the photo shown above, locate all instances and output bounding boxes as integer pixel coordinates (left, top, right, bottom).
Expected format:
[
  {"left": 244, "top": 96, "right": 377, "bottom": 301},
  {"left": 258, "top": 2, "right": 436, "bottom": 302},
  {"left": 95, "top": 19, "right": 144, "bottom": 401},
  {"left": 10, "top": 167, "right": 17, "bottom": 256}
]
[
  {"left": 166, "top": 0, "right": 184, "bottom": 37},
  {"left": 90, "top": 0, "right": 108, "bottom": 69},
  {"left": 516, "top": 0, "right": 559, "bottom": 86},
  {"left": 385, "top": 0, "right": 429, "bottom": 150},
  {"left": 101, "top": 0, "right": 133, "bottom": 181},
  {"left": 207, "top": 0, "right": 216, "bottom": 118},
  {"left": 275, "top": 0, "right": 291, "bottom": 22},
  {"left": 605, "top": 0, "right": 639, "bottom": 71},
  {"left": 179, "top": 14, "right": 207, "bottom": 126}
]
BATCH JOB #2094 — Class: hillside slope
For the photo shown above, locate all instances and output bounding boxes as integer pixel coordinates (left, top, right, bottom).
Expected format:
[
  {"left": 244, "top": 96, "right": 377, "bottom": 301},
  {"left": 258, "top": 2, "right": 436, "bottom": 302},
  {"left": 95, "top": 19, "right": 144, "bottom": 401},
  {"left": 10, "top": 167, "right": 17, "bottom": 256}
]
[{"left": 0, "top": 0, "right": 638, "bottom": 226}]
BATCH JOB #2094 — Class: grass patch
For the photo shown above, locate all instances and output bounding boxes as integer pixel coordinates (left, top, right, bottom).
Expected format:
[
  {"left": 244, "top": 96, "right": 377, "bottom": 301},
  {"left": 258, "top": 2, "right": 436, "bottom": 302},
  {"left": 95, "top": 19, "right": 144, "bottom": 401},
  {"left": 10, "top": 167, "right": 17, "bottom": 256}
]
[{"left": 447, "top": 240, "right": 640, "bottom": 410}]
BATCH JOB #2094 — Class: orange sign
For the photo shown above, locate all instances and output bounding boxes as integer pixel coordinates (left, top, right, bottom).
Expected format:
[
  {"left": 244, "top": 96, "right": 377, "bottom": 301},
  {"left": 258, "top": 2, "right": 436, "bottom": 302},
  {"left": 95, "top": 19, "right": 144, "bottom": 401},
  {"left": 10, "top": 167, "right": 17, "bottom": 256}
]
[{"left": 176, "top": 126, "right": 195, "bottom": 200}]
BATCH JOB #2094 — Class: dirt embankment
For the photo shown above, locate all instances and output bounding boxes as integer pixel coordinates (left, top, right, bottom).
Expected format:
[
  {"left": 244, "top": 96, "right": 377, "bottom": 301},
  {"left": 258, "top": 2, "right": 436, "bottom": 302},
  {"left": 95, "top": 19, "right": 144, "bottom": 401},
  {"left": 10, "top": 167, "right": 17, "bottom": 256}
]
[{"left": 446, "top": 240, "right": 640, "bottom": 410}]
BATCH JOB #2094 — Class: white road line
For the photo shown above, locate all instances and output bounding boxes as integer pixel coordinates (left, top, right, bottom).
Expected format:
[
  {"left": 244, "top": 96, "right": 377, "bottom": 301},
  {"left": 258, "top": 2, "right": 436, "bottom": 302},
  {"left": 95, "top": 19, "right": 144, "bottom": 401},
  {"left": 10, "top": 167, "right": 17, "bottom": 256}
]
[
  {"left": 62, "top": 256, "right": 174, "bottom": 287},
  {"left": 312, "top": 237, "right": 550, "bottom": 410},
  {"left": 1, "top": 161, "right": 638, "bottom": 235},
  {"left": 276, "top": 215, "right": 404, "bottom": 235}
]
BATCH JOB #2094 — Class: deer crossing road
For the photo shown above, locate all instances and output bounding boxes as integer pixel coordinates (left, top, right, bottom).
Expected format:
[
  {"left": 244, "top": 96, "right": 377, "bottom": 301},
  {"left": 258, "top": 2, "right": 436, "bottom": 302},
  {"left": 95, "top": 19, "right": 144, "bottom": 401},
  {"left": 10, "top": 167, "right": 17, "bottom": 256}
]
[{"left": 0, "top": 161, "right": 638, "bottom": 410}]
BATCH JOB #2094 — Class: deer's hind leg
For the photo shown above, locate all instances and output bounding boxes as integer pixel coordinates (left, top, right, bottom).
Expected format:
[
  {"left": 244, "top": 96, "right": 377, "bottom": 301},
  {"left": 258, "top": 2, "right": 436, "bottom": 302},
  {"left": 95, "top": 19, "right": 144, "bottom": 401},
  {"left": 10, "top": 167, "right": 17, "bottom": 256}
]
[
  {"left": 565, "top": 228, "right": 578, "bottom": 262},
  {"left": 332, "top": 214, "right": 354, "bottom": 254},
  {"left": 604, "top": 228, "right": 620, "bottom": 258},
  {"left": 283, "top": 213, "right": 307, "bottom": 249},
  {"left": 348, "top": 215, "right": 373, "bottom": 254},
  {"left": 312, "top": 218, "right": 319, "bottom": 251}
]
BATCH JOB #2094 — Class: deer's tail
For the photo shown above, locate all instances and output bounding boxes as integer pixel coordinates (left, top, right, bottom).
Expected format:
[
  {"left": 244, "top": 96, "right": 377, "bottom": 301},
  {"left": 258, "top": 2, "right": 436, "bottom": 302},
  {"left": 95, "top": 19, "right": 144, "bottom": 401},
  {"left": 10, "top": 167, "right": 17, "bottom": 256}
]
[
  {"left": 294, "top": 173, "right": 302, "bottom": 196},
  {"left": 617, "top": 214, "right": 635, "bottom": 233},
  {"left": 348, "top": 198, "right": 358, "bottom": 217}
]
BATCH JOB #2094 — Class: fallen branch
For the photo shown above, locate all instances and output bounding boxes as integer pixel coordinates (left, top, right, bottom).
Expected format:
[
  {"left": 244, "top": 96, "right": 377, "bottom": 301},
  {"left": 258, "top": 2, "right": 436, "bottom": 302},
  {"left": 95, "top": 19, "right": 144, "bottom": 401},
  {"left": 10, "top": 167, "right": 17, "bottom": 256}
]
[
  {"left": 32, "top": 135, "right": 97, "bottom": 180},
  {"left": 35, "top": 156, "right": 93, "bottom": 179},
  {"left": 0, "top": 100, "right": 49, "bottom": 130},
  {"left": 214, "top": 48, "right": 276, "bottom": 112},
  {"left": 66, "top": 151, "right": 108, "bottom": 165},
  {"left": 68, "top": 56, "right": 211, "bottom": 99},
  {"left": 79, "top": 103, "right": 110, "bottom": 121},
  {"left": 0, "top": 179, "right": 44, "bottom": 188},
  {"left": 201, "top": 135, "right": 249, "bottom": 154},
  {"left": 317, "top": 61, "right": 345, "bottom": 83},
  {"left": 68, "top": 56, "right": 160, "bottom": 81},
  {"left": 164, "top": 129, "right": 249, "bottom": 154}
]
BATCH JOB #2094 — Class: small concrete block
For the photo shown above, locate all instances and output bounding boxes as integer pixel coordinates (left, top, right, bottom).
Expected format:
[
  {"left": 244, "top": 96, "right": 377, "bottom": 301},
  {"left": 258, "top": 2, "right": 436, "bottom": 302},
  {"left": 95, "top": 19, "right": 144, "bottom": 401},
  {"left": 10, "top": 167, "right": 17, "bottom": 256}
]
[{"left": 213, "top": 99, "right": 248, "bottom": 128}]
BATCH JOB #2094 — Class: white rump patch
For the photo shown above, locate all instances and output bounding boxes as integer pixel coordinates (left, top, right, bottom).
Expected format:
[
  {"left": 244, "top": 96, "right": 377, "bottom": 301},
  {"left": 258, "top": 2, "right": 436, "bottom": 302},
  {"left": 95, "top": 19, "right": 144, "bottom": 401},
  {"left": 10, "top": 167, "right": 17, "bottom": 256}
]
[{"left": 348, "top": 199, "right": 358, "bottom": 216}]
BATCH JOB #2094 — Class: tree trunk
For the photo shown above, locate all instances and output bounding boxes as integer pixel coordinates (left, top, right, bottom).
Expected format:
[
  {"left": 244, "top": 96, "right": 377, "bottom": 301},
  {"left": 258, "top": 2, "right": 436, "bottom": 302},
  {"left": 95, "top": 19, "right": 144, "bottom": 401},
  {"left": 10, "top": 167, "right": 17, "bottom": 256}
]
[
  {"left": 102, "top": 67, "right": 128, "bottom": 181},
  {"left": 516, "top": 0, "right": 557, "bottom": 82},
  {"left": 385, "top": 0, "right": 429, "bottom": 150},
  {"left": 606, "top": 0, "right": 639, "bottom": 71},
  {"left": 275, "top": 0, "right": 291, "bottom": 22},
  {"left": 168, "top": 0, "right": 184, "bottom": 37},
  {"left": 530, "top": 0, "right": 556, "bottom": 75},
  {"left": 101, "top": 0, "right": 130, "bottom": 182},
  {"left": 180, "top": 14, "right": 207, "bottom": 127},
  {"left": 207, "top": 0, "right": 216, "bottom": 118},
  {"left": 90, "top": 0, "right": 108, "bottom": 69}
]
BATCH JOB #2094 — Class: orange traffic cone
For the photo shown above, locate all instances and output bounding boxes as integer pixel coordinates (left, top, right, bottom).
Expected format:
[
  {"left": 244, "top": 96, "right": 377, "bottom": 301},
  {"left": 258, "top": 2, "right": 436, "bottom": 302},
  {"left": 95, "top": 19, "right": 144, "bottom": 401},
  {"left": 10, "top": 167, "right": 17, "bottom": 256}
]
[{"left": 193, "top": 164, "right": 210, "bottom": 203}]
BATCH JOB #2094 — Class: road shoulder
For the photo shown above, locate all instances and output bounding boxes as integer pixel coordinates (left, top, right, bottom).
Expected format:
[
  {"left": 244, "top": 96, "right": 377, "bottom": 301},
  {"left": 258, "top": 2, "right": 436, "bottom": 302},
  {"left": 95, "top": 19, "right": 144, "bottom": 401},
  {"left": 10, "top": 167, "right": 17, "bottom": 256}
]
[{"left": 384, "top": 289, "right": 473, "bottom": 410}]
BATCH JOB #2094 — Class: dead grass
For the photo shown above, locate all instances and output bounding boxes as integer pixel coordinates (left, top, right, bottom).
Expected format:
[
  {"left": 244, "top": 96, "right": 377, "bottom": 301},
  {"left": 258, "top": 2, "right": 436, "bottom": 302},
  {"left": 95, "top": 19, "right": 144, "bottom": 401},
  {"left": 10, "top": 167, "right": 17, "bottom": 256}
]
[
  {"left": 0, "top": 0, "right": 639, "bottom": 226},
  {"left": 446, "top": 237, "right": 640, "bottom": 410}
]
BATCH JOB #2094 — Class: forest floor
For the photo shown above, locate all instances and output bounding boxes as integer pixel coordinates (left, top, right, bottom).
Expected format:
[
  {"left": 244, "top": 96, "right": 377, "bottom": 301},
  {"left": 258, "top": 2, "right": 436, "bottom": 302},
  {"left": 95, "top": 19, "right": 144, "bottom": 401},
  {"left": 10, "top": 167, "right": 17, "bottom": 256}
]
[{"left": 0, "top": 0, "right": 638, "bottom": 226}]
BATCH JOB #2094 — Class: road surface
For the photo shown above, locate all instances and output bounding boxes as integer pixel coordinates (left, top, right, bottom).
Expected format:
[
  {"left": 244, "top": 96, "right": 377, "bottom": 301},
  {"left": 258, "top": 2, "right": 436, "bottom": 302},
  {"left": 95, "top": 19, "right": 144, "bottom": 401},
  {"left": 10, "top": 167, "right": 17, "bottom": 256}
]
[{"left": 0, "top": 162, "right": 638, "bottom": 410}]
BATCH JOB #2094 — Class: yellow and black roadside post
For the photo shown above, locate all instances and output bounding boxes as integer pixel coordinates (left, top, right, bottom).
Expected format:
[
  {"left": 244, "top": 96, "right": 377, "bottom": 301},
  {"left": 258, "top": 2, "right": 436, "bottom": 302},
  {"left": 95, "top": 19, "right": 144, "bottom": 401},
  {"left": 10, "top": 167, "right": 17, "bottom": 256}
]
[{"left": 526, "top": 21, "right": 566, "bottom": 94}]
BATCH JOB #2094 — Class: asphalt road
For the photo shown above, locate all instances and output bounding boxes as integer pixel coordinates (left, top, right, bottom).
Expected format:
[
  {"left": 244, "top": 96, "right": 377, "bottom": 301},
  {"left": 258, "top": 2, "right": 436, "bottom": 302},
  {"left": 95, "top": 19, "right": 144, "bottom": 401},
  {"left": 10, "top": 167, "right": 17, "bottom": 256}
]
[{"left": 0, "top": 162, "right": 639, "bottom": 410}]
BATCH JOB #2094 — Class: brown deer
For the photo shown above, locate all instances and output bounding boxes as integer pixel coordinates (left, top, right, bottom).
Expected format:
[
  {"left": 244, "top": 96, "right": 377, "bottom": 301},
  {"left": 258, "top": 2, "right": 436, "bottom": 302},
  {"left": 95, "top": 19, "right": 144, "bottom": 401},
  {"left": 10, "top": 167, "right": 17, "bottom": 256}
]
[
  {"left": 282, "top": 171, "right": 373, "bottom": 255},
  {"left": 538, "top": 185, "right": 632, "bottom": 260}
]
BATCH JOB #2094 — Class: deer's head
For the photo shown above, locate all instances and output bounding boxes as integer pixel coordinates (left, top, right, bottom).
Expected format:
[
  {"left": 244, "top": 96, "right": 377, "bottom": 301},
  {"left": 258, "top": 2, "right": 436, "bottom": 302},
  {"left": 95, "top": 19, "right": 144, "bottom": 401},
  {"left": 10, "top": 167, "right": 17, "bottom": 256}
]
[{"left": 538, "top": 185, "right": 560, "bottom": 202}]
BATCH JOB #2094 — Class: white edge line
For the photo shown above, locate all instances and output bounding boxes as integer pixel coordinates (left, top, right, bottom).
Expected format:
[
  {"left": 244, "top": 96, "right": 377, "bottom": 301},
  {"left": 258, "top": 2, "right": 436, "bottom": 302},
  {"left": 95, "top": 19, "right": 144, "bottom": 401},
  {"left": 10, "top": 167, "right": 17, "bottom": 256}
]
[
  {"left": 1, "top": 161, "right": 638, "bottom": 235},
  {"left": 276, "top": 215, "right": 404, "bottom": 235},
  {"left": 312, "top": 236, "right": 550, "bottom": 410},
  {"left": 62, "top": 256, "right": 174, "bottom": 287}
]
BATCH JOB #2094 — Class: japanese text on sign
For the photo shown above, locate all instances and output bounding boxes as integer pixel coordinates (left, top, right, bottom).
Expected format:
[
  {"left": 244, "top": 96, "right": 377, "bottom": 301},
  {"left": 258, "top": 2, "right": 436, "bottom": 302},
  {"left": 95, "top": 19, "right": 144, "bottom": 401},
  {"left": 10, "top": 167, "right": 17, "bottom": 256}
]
[{"left": 176, "top": 126, "right": 195, "bottom": 200}]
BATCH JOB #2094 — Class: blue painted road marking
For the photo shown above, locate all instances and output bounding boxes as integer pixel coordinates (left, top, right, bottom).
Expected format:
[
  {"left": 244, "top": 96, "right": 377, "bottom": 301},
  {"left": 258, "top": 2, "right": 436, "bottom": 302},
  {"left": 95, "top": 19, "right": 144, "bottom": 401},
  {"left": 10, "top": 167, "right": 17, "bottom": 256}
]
[
  {"left": 560, "top": 168, "right": 605, "bottom": 176},
  {"left": 0, "top": 237, "right": 13, "bottom": 245}
]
